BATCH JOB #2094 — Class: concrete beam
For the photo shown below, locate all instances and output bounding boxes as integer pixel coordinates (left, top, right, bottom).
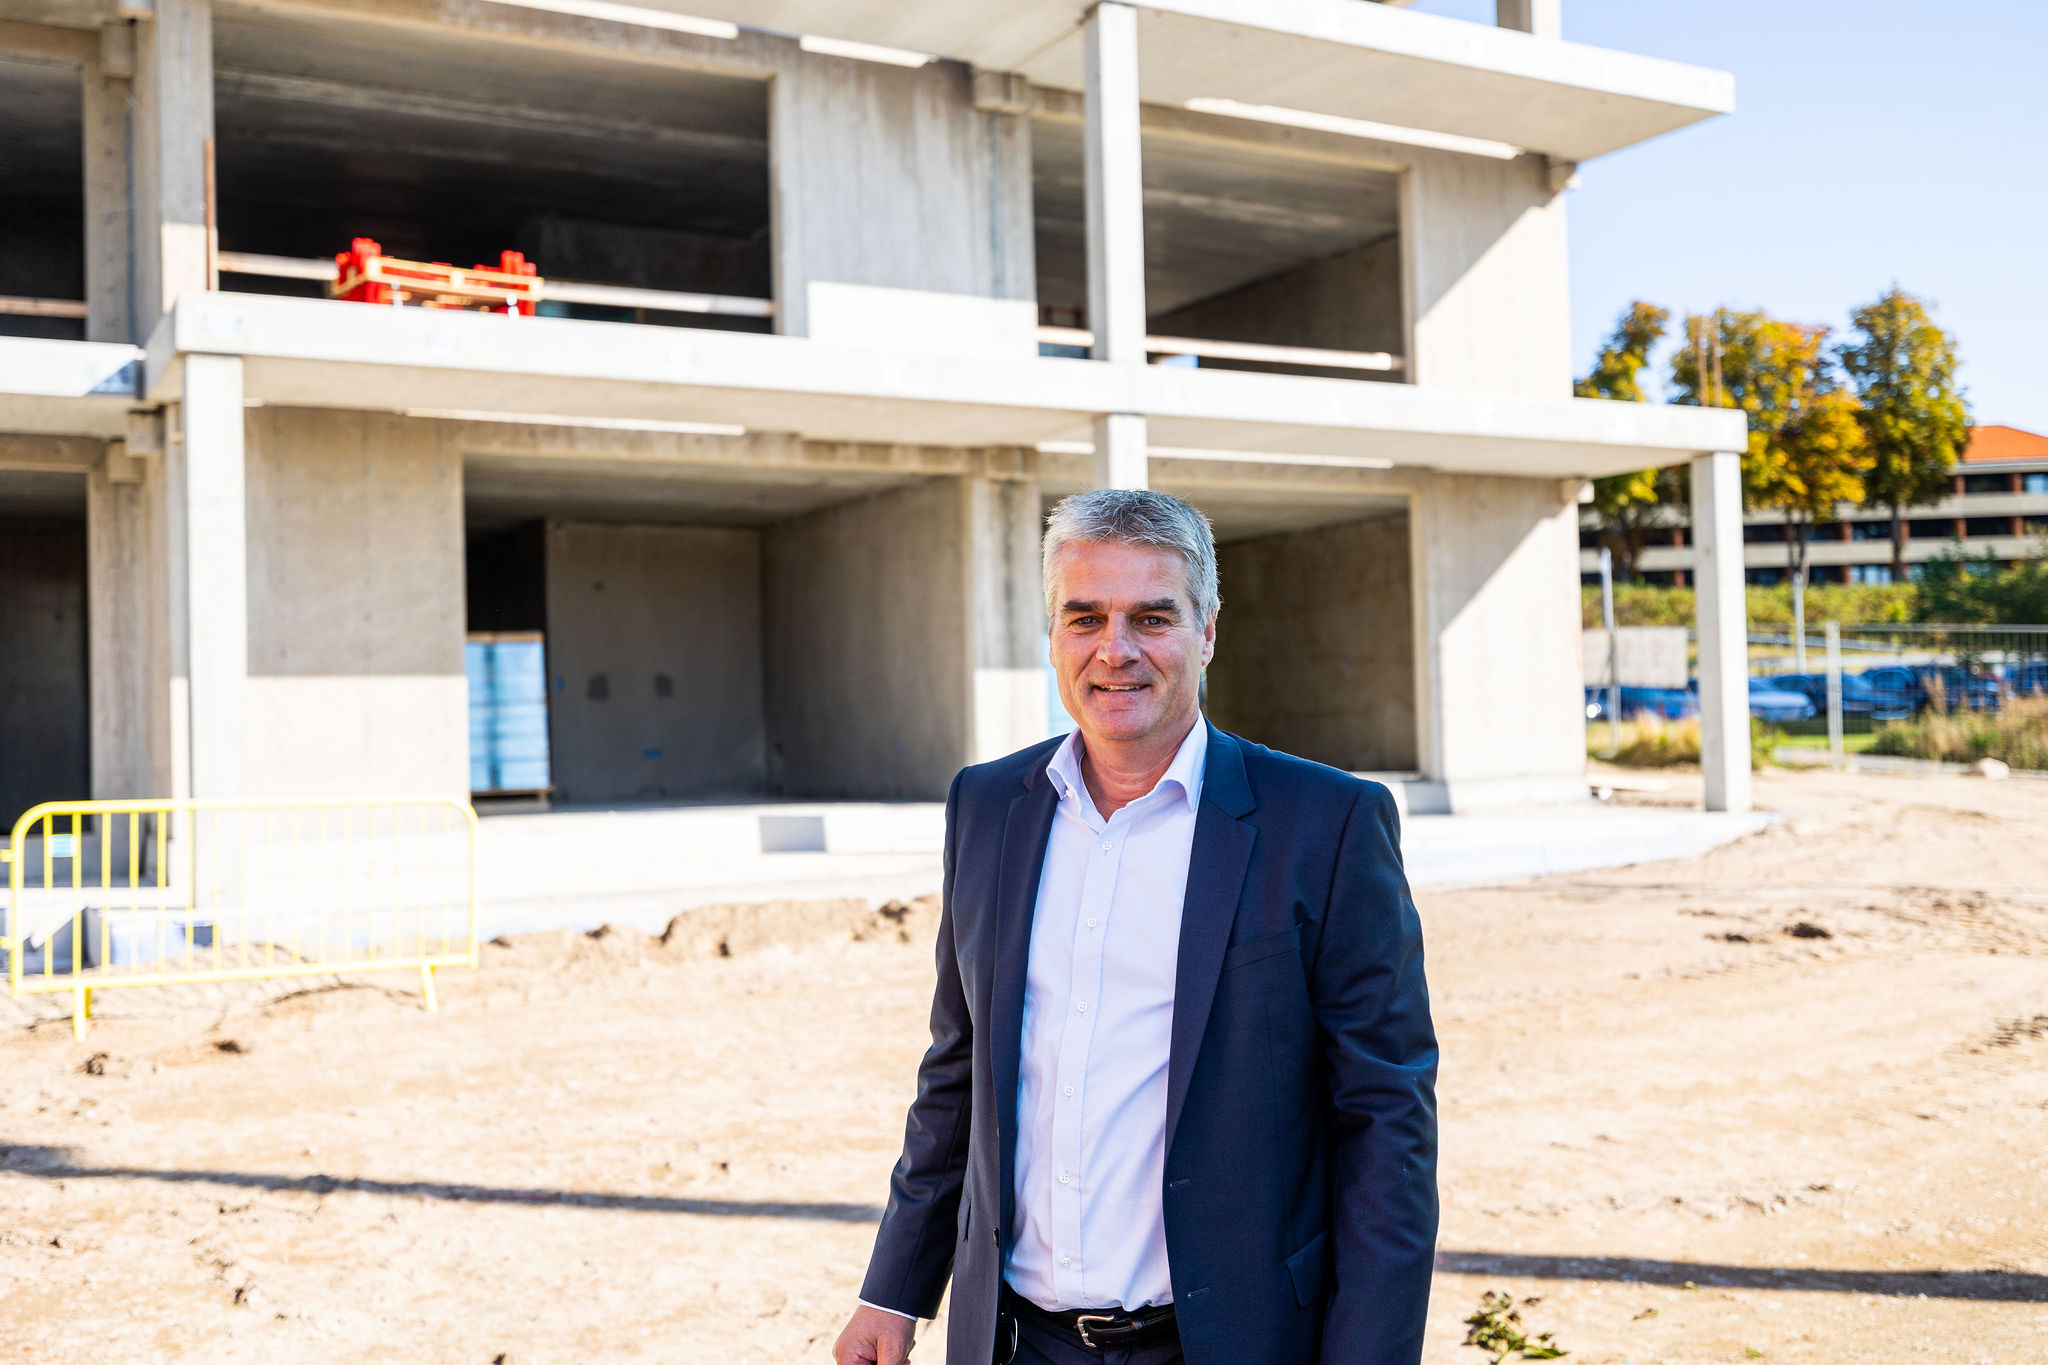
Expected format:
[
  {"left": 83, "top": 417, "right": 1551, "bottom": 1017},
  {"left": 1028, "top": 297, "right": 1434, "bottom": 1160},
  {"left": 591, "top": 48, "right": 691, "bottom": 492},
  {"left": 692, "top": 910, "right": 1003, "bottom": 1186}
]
[
  {"left": 0, "top": 16, "right": 97, "bottom": 61},
  {"left": 139, "top": 293, "right": 1749, "bottom": 479},
  {"left": 0, "top": 433, "right": 101, "bottom": 472},
  {"left": 1496, "top": 0, "right": 1561, "bottom": 39},
  {"left": 220, "top": 0, "right": 784, "bottom": 77},
  {"left": 1690, "top": 450, "right": 1751, "bottom": 814},
  {"left": 180, "top": 352, "right": 246, "bottom": 799}
]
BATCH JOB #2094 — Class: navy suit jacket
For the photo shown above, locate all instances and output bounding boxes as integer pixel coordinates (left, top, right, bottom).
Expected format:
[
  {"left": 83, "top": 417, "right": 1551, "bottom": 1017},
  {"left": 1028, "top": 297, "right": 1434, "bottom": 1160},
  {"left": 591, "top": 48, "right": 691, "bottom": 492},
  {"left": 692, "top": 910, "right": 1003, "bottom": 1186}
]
[{"left": 858, "top": 723, "right": 1438, "bottom": 1365}]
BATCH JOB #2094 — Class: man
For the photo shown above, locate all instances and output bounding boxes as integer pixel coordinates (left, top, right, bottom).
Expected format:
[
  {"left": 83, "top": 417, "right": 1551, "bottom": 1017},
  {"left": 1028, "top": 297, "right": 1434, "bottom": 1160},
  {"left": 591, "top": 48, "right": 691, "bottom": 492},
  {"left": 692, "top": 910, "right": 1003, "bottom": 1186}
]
[{"left": 834, "top": 489, "right": 1437, "bottom": 1365}]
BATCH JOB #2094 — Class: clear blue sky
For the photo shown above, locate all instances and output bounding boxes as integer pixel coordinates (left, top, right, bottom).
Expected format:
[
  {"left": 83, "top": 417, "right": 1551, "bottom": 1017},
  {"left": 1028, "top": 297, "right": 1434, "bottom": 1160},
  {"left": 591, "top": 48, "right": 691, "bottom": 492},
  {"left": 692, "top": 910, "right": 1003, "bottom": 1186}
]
[{"left": 1413, "top": 0, "right": 2048, "bottom": 432}]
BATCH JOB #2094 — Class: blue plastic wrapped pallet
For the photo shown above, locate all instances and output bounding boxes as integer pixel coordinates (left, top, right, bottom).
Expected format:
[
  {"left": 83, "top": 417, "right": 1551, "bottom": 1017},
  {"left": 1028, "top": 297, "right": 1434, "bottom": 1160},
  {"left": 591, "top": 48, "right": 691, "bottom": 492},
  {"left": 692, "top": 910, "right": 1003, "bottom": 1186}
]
[{"left": 466, "top": 634, "right": 552, "bottom": 795}]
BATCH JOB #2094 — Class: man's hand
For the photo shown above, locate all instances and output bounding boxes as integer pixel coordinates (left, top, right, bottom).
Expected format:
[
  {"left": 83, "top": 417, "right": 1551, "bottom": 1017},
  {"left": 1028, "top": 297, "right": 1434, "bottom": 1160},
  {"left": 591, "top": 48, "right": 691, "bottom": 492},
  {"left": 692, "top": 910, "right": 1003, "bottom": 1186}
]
[{"left": 833, "top": 1304, "right": 918, "bottom": 1365}]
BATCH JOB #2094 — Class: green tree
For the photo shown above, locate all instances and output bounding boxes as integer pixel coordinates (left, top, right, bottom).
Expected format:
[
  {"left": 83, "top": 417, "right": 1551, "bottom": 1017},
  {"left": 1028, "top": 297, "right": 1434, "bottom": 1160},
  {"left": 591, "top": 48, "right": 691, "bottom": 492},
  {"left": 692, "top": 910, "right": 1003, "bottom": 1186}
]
[
  {"left": 1839, "top": 289, "right": 1971, "bottom": 579},
  {"left": 1672, "top": 310, "right": 1872, "bottom": 590},
  {"left": 1575, "top": 302, "right": 1676, "bottom": 580},
  {"left": 1915, "top": 540, "right": 2048, "bottom": 625}
]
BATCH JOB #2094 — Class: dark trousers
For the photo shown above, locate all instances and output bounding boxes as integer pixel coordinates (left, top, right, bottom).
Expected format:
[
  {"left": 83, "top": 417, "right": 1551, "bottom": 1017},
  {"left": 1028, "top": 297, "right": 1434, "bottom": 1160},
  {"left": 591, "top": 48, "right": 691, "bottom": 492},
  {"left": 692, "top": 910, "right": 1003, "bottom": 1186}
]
[{"left": 1012, "top": 1317, "right": 1185, "bottom": 1365}]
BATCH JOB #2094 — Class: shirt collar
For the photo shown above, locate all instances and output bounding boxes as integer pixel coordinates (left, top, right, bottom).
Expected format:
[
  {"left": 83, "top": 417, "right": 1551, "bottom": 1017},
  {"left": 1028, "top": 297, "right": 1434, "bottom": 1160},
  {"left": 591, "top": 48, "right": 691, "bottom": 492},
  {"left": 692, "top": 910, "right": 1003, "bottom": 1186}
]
[{"left": 1045, "top": 718, "right": 1209, "bottom": 816}]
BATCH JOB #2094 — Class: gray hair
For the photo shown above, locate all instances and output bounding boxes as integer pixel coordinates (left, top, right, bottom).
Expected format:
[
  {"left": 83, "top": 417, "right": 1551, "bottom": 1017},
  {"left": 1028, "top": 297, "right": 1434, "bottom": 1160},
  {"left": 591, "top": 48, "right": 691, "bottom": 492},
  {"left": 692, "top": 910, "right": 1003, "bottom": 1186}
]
[{"left": 1042, "top": 489, "right": 1220, "bottom": 624}]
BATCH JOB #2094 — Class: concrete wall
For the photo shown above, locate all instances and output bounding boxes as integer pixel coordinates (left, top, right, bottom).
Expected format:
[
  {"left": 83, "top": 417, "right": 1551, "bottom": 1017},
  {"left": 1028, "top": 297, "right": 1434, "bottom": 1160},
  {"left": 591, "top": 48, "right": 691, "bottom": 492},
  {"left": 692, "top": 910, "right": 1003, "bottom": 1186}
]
[
  {"left": 0, "top": 519, "right": 90, "bottom": 826},
  {"left": 1404, "top": 151, "right": 1572, "bottom": 398},
  {"left": 770, "top": 53, "right": 1034, "bottom": 337},
  {"left": 242, "top": 408, "right": 467, "bottom": 797},
  {"left": 542, "top": 521, "right": 767, "bottom": 803},
  {"left": 1206, "top": 515, "right": 1416, "bottom": 772},
  {"left": 1149, "top": 235, "right": 1405, "bottom": 380},
  {"left": 763, "top": 477, "right": 971, "bottom": 798},
  {"left": 1410, "top": 472, "right": 1585, "bottom": 798}
]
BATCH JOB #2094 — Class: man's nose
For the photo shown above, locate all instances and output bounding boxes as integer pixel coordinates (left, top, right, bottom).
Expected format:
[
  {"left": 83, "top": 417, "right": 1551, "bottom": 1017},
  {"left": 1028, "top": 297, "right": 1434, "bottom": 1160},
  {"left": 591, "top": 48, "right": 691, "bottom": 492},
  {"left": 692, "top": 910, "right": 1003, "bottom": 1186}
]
[{"left": 1095, "top": 615, "right": 1142, "bottom": 667}]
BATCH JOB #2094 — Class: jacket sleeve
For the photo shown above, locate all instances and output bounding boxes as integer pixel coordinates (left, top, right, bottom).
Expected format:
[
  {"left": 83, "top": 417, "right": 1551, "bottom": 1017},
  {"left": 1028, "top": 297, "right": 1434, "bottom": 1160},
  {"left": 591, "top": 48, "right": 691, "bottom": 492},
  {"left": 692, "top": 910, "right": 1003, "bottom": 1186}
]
[
  {"left": 858, "top": 770, "right": 977, "bottom": 1318},
  {"left": 1315, "top": 782, "right": 1439, "bottom": 1364}
]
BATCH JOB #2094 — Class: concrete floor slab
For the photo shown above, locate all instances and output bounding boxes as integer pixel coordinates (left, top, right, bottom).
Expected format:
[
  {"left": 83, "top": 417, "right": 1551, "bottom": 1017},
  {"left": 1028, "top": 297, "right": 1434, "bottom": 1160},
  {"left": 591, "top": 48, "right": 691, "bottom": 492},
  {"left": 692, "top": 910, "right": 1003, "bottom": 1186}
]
[{"left": 474, "top": 797, "right": 1771, "bottom": 936}]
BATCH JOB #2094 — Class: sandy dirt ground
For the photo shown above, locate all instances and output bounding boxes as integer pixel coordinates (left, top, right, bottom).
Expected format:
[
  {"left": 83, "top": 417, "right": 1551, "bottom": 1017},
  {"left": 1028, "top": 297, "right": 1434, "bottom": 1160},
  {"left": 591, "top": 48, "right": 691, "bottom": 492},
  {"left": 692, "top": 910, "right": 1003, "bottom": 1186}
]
[{"left": 2, "top": 767, "right": 2045, "bottom": 1364}]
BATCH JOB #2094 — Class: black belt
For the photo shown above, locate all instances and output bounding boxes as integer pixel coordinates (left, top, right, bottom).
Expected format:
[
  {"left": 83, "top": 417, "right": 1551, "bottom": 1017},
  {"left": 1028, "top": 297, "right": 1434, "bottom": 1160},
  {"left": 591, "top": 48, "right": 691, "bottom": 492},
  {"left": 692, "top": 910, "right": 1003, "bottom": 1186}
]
[{"left": 1001, "top": 1286, "right": 1179, "bottom": 1353}]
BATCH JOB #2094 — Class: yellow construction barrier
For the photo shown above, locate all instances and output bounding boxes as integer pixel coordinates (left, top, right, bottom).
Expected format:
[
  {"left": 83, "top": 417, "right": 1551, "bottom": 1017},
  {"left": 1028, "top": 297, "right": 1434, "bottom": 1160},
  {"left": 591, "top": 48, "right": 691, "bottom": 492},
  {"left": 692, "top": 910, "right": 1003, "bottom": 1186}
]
[{"left": 1, "top": 797, "right": 478, "bottom": 1040}]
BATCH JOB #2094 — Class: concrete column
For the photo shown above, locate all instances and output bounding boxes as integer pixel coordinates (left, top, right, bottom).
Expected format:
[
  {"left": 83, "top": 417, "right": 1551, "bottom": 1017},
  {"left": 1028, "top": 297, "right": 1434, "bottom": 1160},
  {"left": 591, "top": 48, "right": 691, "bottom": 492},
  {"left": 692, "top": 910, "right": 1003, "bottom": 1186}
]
[
  {"left": 1496, "top": 0, "right": 1563, "bottom": 38},
  {"left": 1084, "top": 3, "right": 1149, "bottom": 492},
  {"left": 1691, "top": 451, "right": 1752, "bottom": 814},
  {"left": 969, "top": 468, "right": 1049, "bottom": 762},
  {"left": 1409, "top": 473, "right": 1586, "bottom": 809},
  {"left": 86, "top": 443, "right": 170, "bottom": 798},
  {"left": 83, "top": 24, "right": 136, "bottom": 344},
  {"left": 1084, "top": 1, "right": 1146, "bottom": 364},
  {"left": 132, "top": 0, "right": 214, "bottom": 333},
  {"left": 1093, "top": 413, "right": 1148, "bottom": 490},
  {"left": 181, "top": 354, "right": 246, "bottom": 799}
]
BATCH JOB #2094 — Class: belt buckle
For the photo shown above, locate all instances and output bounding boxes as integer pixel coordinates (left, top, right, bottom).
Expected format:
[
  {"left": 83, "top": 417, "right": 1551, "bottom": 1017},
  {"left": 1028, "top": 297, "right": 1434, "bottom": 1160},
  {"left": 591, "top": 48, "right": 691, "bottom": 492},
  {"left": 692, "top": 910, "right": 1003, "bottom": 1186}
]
[{"left": 1073, "top": 1313, "right": 1121, "bottom": 1349}]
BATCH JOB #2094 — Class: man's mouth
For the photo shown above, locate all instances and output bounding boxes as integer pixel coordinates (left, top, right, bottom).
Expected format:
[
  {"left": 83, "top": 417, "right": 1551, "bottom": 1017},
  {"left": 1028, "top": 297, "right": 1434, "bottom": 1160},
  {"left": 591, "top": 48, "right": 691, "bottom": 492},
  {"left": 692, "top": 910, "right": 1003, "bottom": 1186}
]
[{"left": 1093, "top": 683, "right": 1149, "bottom": 692}]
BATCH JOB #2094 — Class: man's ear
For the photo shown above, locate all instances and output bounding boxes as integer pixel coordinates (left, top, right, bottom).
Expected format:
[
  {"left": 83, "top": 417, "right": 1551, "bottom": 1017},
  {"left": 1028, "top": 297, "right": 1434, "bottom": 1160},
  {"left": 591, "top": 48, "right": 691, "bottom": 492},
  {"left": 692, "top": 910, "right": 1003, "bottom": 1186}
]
[{"left": 1200, "top": 611, "right": 1217, "bottom": 666}]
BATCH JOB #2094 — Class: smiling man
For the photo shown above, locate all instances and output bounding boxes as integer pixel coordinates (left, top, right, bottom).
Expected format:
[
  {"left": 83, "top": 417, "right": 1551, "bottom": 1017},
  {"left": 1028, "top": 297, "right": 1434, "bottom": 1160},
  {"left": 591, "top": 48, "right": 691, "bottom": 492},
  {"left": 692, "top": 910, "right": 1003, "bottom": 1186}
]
[{"left": 834, "top": 489, "right": 1438, "bottom": 1365}]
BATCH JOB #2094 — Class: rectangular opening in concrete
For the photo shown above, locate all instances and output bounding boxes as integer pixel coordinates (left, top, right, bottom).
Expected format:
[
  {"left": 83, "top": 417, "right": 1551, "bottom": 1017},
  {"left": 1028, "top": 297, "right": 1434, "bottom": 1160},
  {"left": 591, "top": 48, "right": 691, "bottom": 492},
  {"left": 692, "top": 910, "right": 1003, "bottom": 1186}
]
[
  {"left": 213, "top": 10, "right": 771, "bottom": 327},
  {"left": 1148, "top": 485, "right": 1416, "bottom": 774},
  {"left": 464, "top": 452, "right": 976, "bottom": 806},
  {"left": 0, "top": 471, "right": 90, "bottom": 827},
  {"left": 1032, "top": 121, "right": 1404, "bottom": 380},
  {"left": 0, "top": 53, "right": 84, "bottom": 340}
]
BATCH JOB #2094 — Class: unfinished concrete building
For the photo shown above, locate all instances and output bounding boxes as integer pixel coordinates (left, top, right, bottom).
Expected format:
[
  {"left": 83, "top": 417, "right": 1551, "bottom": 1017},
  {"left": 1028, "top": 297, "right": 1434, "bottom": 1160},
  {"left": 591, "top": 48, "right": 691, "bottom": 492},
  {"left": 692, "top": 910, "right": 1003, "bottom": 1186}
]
[{"left": 0, "top": 0, "right": 1755, "bottom": 829}]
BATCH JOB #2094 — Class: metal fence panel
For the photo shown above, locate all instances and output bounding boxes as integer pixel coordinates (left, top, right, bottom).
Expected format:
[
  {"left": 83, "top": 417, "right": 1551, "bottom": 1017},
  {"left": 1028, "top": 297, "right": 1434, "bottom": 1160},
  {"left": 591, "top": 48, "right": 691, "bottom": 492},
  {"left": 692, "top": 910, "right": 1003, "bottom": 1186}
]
[{"left": 2, "top": 796, "right": 478, "bottom": 1038}]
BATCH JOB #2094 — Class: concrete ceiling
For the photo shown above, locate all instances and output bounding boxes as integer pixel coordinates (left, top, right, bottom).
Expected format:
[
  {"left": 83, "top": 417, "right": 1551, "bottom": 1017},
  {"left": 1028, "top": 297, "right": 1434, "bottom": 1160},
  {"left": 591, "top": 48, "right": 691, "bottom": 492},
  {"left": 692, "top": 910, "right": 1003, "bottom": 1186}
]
[
  {"left": 212, "top": 8, "right": 769, "bottom": 263},
  {"left": 1032, "top": 116, "right": 1400, "bottom": 316},
  {"left": 1041, "top": 481, "right": 1406, "bottom": 544},
  {"left": 463, "top": 453, "right": 924, "bottom": 529},
  {"left": 0, "top": 468, "right": 87, "bottom": 518},
  {"left": 517, "top": 0, "right": 1728, "bottom": 162}
]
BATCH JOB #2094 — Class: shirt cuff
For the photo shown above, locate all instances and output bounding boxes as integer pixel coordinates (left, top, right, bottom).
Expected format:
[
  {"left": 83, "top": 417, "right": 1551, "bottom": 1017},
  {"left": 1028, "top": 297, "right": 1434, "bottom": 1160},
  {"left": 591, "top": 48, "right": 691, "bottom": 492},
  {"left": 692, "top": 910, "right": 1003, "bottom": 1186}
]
[{"left": 859, "top": 1299, "right": 920, "bottom": 1322}]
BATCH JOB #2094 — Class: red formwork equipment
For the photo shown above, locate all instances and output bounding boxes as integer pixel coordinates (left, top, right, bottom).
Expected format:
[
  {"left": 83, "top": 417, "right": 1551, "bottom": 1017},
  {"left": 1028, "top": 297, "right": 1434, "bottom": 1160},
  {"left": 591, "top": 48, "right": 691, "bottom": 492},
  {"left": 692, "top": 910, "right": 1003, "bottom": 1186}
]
[{"left": 330, "top": 238, "right": 541, "bottom": 315}]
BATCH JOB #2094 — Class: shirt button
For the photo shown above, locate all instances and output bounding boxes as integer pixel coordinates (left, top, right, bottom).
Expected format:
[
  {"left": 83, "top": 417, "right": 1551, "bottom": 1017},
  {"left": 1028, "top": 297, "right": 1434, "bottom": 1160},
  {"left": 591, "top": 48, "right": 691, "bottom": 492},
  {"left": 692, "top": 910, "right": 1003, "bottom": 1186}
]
[
  {"left": 1063, "top": 1085, "right": 1074, "bottom": 1097},
  {"left": 1059, "top": 1173, "right": 1071, "bottom": 1185},
  {"left": 1086, "top": 917, "right": 1097, "bottom": 928},
  {"left": 1076, "top": 1002, "right": 1087, "bottom": 1013},
  {"left": 1060, "top": 1256, "right": 1073, "bottom": 1268},
  {"left": 1100, "top": 841, "right": 1111, "bottom": 853}
]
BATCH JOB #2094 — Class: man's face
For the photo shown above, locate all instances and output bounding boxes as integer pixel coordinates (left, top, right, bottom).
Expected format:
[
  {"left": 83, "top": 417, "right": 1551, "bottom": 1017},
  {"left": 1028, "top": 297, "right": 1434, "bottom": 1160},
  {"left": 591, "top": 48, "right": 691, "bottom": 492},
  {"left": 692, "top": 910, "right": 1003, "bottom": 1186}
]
[{"left": 1049, "top": 539, "right": 1216, "bottom": 747}]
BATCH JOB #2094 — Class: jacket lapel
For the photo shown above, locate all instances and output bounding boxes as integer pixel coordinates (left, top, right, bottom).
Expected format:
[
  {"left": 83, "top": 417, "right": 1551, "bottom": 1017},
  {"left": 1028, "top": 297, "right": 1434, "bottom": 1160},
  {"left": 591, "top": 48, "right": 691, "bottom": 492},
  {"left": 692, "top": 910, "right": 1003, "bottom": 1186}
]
[
  {"left": 1165, "top": 725, "right": 1257, "bottom": 1155},
  {"left": 991, "top": 763, "right": 1059, "bottom": 1245}
]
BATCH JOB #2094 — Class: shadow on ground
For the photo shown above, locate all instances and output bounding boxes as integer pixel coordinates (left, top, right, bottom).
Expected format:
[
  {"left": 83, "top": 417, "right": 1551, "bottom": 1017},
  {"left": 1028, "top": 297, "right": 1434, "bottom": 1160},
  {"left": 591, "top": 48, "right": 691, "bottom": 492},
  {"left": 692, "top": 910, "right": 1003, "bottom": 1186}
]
[
  {"left": 0, "top": 1146, "right": 882, "bottom": 1223},
  {"left": 1439, "top": 1250, "right": 2048, "bottom": 1302}
]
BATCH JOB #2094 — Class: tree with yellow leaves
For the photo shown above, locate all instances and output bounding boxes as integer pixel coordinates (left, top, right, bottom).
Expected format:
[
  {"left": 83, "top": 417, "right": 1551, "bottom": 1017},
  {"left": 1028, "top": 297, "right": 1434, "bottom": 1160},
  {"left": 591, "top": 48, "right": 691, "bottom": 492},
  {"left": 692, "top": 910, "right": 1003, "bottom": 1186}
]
[
  {"left": 1574, "top": 302, "right": 1675, "bottom": 580},
  {"left": 1672, "top": 309, "right": 1872, "bottom": 591}
]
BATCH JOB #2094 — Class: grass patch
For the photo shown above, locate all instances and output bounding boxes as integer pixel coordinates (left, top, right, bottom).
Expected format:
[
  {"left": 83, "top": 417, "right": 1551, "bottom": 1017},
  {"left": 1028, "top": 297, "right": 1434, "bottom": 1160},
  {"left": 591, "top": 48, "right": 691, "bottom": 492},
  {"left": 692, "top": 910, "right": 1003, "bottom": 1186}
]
[
  {"left": 1587, "top": 715, "right": 1781, "bottom": 769},
  {"left": 1772, "top": 730, "right": 1883, "bottom": 753},
  {"left": 1868, "top": 696, "right": 2048, "bottom": 770}
]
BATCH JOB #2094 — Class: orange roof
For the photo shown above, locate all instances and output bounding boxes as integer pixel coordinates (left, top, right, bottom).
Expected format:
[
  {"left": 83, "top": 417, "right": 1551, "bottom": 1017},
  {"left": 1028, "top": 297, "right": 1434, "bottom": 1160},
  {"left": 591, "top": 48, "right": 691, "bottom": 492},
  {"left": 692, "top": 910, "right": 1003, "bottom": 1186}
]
[{"left": 1962, "top": 424, "right": 2048, "bottom": 464}]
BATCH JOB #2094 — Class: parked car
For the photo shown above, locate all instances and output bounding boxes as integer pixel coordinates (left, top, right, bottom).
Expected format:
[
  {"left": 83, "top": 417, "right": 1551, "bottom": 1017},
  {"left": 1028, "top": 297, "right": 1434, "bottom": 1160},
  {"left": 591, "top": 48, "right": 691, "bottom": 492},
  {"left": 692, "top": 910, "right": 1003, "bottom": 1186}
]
[
  {"left": 1585, "top": 686, "right": 1699, "bottom": 723},
  {"left": 1769, "top": 672, "right": 1916, "bottom": 721},
  {"left": 1914, "top": 664, "right": 2002, "bottom": 712},
  {"left": 1858, "top": 665, "right": 2000, "bottom": 714},
  {"left": 1747, "top": 677, "right": 1817, "bottom": 724}
]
